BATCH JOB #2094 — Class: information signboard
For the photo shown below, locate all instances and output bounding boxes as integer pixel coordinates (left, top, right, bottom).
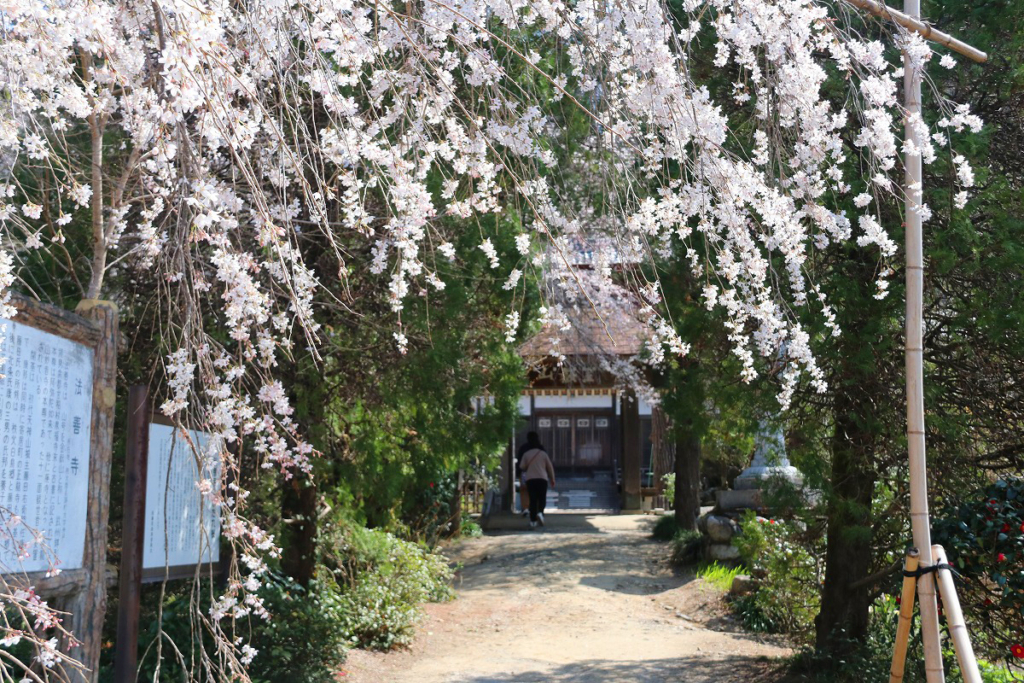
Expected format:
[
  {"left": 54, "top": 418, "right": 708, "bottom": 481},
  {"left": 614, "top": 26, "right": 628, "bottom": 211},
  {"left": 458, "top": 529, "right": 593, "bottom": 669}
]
[
  {"left": 142, "top": 423, "right": 221, "bottom": 573},
  {"left": 0, "top": 318, "right": 94, "bottom": 573}
]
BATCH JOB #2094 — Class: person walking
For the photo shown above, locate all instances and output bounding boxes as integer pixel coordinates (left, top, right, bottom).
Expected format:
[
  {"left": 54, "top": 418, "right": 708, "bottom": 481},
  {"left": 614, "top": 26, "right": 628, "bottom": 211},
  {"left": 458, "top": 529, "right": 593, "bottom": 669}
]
[{"left": 520, "top": 432, "right": 556, "bottom": 528}]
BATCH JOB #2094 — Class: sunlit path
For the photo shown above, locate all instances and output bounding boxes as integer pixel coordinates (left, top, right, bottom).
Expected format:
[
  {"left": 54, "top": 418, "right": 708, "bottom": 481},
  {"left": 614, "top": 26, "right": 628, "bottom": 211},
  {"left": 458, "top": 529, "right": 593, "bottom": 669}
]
[{"left": 343, "top": 516, "right": 790, "bottom": 683}]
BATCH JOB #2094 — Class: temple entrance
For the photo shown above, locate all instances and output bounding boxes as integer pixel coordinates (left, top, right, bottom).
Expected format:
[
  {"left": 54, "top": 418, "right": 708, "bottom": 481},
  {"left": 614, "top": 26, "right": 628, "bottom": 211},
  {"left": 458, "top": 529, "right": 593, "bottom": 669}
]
[{"left": 532, "top": 410, "right": 618, "bottom": 510}]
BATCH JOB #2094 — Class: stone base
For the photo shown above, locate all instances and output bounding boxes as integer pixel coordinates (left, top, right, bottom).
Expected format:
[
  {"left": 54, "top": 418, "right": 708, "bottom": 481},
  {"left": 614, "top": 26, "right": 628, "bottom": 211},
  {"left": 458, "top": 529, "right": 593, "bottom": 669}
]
[
  {"left": 708, "top": 543, "right": 741, "bottom": 562},
  {"left": 715, "top": 488, "right": 762, "bottom": 511}
]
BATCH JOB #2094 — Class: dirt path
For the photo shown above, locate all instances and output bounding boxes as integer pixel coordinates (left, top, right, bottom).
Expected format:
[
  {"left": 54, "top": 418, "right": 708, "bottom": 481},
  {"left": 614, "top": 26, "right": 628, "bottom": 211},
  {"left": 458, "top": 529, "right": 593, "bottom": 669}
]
[{"left": 343, "top": 515, "right": 791, "bottom": 683}]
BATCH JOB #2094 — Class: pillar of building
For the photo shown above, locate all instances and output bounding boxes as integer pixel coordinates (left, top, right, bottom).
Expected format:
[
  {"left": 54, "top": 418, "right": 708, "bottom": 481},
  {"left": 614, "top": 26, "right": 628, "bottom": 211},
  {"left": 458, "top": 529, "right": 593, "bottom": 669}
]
[{"left": 621, "top": 390, "right": 642, "bottom": 512}]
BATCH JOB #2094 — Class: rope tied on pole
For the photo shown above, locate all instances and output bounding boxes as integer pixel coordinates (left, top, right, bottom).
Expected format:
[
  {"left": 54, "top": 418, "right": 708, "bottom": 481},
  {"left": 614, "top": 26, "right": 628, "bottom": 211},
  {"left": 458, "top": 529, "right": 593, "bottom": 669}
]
[{"left": 903, "top": 562, "right": 960, "bottom": 580}]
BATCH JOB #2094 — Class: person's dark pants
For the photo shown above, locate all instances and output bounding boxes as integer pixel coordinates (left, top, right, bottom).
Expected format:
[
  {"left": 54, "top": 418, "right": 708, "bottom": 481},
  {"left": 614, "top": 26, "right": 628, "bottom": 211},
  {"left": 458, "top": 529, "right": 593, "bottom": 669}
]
[{"left": 526, "top": 478, "right": 548, "bottom": 522}]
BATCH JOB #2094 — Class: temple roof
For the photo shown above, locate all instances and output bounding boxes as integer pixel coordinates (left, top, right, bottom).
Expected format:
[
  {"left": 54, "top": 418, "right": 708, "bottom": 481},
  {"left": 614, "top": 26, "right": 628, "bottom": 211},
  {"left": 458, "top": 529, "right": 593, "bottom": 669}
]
[{"left": 518, "top": 304, "right": 647, "bottom": 359}]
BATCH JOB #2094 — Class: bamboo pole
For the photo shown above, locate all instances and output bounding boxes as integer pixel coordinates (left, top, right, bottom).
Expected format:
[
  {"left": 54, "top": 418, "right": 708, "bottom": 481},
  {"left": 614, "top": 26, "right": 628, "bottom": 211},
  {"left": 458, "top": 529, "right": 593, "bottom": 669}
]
[
  {"left": 889, "top": 549, "right": 921, "bottom": 683},
  {"left": 842, "top": 0, "right": 988, "bottom": 63},
  {"left": 902, "top": 1, "right": 945, "bottom": 677},
  {"left": 932, "top": 545, "right": 982, "bottom": 683}
]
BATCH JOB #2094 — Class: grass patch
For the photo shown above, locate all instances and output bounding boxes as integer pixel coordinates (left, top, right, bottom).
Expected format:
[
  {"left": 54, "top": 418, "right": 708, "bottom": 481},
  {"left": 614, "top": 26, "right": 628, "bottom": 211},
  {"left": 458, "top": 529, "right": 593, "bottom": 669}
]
[{"left": 696, "top": 561, "right": 743, "bottom": 591}]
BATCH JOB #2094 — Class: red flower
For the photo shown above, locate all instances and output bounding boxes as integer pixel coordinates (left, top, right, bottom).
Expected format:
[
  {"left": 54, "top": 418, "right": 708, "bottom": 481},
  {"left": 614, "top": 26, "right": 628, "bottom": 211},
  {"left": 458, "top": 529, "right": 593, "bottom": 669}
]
[
  {"left": 983, "top": 598, "right": 993, "bottom": 606},
  {"left": 1020, "top": 522, "right": 1024, "bottom": 533},
  {"left": 997, "top": 553, "right": 1007, "bottom": 562},
  {"left": 1001, "top": 523, "right": 1011, "bottom": 533},
  {"left": 895, "top": 596, "right": 902, "bottom": 605},
  {"left": 1011, "top": 644, "right": 1024, "bottom": 660},
  {"left": 429, "top": 482, "right": 435, "bottom": 488}
]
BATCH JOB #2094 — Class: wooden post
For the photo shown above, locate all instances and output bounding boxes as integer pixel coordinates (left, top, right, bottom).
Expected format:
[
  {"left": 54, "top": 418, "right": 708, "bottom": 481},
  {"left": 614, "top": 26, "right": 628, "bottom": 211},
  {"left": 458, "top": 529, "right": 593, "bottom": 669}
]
[
  {"left": 889, "top": 549, "right": 920, "bottom": 683},
  {"left": 621, "top": 391, "right": 642, "bottom": 512},
  {"left": 834, "top": 0, "right": 985, "bottom": 679},
  {"left": 114, "top": 386, "right": 150, "bottom": 683},
  {"left": 902, "top": 3, "right": 944, "bottom": 676},
  {"left": 932, "top": 545, "right": 982, "bottom": 683},
  {"left": 70, "top": 299, "right": 119, "bottom": 683}
]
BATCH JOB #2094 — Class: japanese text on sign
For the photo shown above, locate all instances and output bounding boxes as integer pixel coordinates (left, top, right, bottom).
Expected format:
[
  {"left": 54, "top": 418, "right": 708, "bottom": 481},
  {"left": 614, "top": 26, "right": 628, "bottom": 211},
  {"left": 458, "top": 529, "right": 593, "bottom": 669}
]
[
  {"left": 143, "top": 424, "right": 221, "bottom": 570},
  {"left": 0, "top": 319, "right": 93, "bottom": 574}
]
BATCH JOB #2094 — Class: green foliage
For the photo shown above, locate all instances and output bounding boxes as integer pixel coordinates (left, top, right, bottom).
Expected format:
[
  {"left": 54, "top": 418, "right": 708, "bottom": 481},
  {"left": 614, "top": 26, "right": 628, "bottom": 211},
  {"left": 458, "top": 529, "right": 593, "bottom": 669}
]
[
  {"left": 651, "top": 515, "right": 701, "bottom": 564},
  {"left": 787, "top": 594, "right": 1022, "bottom": 682},
  {"left": 245, "top": 576, "right": 351, "bottom": 683},
  {"left": 696, "top": 562, "right": 743, "bottom": 591},
  {"left": 661, "top": 473, "right": 676, "bottom": 508},
  {"left": 732, "top": 593, "right": 779, "bottom": 634},
  {"left": 324, "top": 523, "right": 454, "bottom": 650},
  {"left": 124, "top": 576, "right": 350, "bottom": 683},
  {"left": 460, "top": 517, "right": 484, "bottom": 538},
  {"left": 733, "top": 510, "right": 821, "bottom": 638},
  {"left": 652, "top": 513, "right": 680, "bottom": 541},
  {"left": 670, "top": 528, "right": 703, "bottom": 566},
  {"left": 933, "top": 478, "right": 1024, "bottom": 666}
]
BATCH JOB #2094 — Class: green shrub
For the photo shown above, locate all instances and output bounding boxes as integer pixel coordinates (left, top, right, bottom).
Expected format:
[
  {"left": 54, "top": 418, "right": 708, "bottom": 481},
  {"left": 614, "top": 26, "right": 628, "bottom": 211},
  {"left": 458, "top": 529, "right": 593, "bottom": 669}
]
[
  {"left": 785, "top": 595, "right": 914, "bottom": 682},
  {"left": 670, "top": 528, "right": 702, "bottom": 565},
  {"left": 733, "top": 592, "right": 779, "bottom": 633},
  {"left": 661, "top": 472, "right": 676, "bottom": 506},
  {"left": 246, "top": 575, "right": 350, "bottom": 683},
  {"left": 460, "top": 514, "right": 484, "bottom": 538},
  {"left": 732, "top": 510, "right": 821, "bottom": 638},
  {"left": 327, "top": 524, "right": 454, "bottom": 650},
  {"left": 126, "top": 576, "right": 349, "bottom": 683},
  {"left": 652, "top": 514, "right": 680, "bottom": 541},
  {"left": 786, "top": 594, "right": 1022, "bottom": 683},
  {"left": 933, "top": 477, "right": 1024, "bottom": 667}
]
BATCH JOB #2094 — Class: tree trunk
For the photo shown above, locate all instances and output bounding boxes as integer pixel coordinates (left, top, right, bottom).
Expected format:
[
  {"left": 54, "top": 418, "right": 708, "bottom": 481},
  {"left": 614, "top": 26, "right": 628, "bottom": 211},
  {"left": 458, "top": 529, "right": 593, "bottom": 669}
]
[
  {"left": 280, "top": 475, "right": 318, "bottom": 587},
  {"left": 815, "top": 400, "right": 876, "bottom": 651},
  {"left": 674, "top": 422, "right": 701, "bottom": 531}
]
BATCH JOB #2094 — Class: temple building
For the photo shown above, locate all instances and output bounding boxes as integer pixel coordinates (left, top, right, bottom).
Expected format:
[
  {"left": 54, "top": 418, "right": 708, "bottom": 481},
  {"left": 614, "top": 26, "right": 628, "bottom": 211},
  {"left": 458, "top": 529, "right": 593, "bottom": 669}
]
[{"left": 500, "top": 303, "right": 674, "bottom": 513}]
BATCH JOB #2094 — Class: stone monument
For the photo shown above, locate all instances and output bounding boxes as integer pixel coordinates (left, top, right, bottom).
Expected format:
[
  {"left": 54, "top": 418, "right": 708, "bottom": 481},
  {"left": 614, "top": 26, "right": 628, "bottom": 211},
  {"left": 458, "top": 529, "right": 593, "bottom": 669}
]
[
  {"left": 700, "top": 418, "right": 805, "bottom": 562},
  {"left": 733, "top": 419, "right": 803, "bottom": 490}
]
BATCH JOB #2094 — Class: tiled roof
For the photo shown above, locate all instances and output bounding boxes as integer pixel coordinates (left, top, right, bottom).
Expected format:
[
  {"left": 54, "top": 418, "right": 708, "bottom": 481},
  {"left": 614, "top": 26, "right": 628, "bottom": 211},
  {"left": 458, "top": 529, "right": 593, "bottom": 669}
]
[{"left": 519, "top": 304, "right": 647, "bottom": 358}]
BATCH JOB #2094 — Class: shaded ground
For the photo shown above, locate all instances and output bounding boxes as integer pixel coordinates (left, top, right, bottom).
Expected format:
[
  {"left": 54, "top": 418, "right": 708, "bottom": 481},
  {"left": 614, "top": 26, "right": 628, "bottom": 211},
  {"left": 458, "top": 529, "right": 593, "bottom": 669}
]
[{"left": 343, "top": 515, "right": 791, "bottom": 683}]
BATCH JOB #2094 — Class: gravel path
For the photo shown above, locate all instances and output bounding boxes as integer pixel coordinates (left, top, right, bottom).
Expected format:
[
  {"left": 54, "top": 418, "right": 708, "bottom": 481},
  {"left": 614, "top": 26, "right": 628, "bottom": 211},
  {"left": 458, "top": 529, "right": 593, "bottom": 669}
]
[{"left": 343, "top": 515, "right": 791, "bottom": 683}]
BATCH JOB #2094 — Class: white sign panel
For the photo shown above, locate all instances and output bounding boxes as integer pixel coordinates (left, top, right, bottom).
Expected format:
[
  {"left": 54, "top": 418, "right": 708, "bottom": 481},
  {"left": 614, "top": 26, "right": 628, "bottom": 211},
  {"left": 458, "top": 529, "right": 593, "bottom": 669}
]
[
  {"left": 143, "top": 424, "right": 221, "bottom": 570},
  {"left": 0, "top": 319, "right": 93, "bottom": 573}
]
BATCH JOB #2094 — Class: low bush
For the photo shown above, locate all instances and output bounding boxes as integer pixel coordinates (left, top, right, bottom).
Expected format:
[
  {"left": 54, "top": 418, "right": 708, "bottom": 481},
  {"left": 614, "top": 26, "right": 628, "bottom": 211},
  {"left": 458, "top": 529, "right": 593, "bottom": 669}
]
[
  {"left": 127, "top": 575, "right": 350, "bottom": 683},
  {"left": 246, "top": 575, "right": 351, "bottom": 683},
  {"left": 933, "top": 477, "right": 1024, "bottom": 668},
  {"left": 326, "top": 523, "right": 454, "bottom": 650},
  {"left": 661, "top": 473, "right": 676, "bottom": 506},
  {"left": 732, "top": 510, "right": 822, "bottom": 638},
  {"left": 460, "top": 515, "right": 484, "bottom": 538},
  {"left": 786, "top": 594, "right": 1020, "bottom": 683},
  {"left": 652, "top": 514, "right": 680, "bottom": 541},
  {"left": 671, "top": 528, "right": 703, "bottom": 565}
]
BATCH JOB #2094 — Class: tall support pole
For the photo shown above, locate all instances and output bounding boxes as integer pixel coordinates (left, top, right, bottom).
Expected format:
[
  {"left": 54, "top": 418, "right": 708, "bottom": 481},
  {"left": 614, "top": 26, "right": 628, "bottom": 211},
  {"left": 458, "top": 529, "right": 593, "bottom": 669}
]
[{"left": 902, "top": 7, "right": 944, "bottom": 679}]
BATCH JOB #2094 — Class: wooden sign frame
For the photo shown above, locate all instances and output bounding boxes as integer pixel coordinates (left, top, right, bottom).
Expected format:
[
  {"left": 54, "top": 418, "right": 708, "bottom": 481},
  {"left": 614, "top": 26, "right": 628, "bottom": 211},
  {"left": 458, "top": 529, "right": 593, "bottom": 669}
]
[{"left": 2, "top": 293, "right": 118, "bottom": 683}]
